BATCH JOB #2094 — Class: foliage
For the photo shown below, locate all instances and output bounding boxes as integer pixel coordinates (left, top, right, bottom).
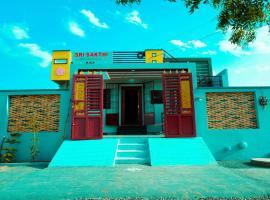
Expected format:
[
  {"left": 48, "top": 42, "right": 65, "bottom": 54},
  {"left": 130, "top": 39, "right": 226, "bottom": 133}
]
[
  {"left": 29, "top": 117, "right": 40, "bottom": 161},
  {"left": 116, "top": 0, "right": 270, "bottom": 46},
  {"left": 31, "top": 132, "right": 39, "bottom": 161},
  {"left": 0, "top": 133, "right": 21, "bottom": 163}
]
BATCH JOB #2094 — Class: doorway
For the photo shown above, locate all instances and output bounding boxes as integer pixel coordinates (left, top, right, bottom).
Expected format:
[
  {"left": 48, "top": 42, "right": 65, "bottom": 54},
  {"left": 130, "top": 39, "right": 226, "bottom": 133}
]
[{"left": 121, "top": 86, "right": 142, "bottom": 126}]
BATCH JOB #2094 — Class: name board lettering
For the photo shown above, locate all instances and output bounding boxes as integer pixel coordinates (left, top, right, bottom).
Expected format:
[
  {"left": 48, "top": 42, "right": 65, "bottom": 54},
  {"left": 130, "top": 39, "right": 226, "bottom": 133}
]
[{"left": 75, "top": 52, "right": 108, "bottom": 57}]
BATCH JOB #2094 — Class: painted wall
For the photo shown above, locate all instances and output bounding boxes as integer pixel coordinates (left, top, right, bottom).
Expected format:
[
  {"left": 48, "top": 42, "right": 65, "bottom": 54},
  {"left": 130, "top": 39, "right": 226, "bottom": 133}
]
[
  {"left": 0, "top": 89, "right": 71, "bottom": 162},
  {"left": 194, "top": 87, "right": 270, "bottom": 160},
  {"left": 147, "top": 79, "right": 164, "bottom": 134},
  {"left": 216, "top": 69, "right": 229, "bottom": 87}
]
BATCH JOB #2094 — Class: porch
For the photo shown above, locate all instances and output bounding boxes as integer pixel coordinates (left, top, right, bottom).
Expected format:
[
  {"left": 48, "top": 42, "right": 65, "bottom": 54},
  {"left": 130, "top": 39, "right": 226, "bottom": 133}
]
[
  {"left": 49, "top": 137, "right": 216, "bottom": 167},
  {"left": 72, "top": 69, "right": 196, "bottom": 139}
]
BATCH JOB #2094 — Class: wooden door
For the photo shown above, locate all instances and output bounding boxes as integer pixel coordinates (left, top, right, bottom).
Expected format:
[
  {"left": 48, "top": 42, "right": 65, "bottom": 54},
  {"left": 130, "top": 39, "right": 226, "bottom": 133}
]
[
  {"left": 162, "top": 73, "right": 196, "bottom": 137},
  {"left": 71, "top": 74, "right": 103, "bottom": 140}
]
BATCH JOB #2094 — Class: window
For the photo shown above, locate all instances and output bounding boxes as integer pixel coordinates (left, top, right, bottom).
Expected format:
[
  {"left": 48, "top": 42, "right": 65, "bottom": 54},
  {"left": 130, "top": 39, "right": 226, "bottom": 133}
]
[
  {"left": 54, "top": 59, "right": 68, "bottom": 64},
  {"left": 152, "top": 53, "right": 157, "bottom": 57},
  {"left": 8, "top": 95, "right": 60, "bottom": 132},
  {"left": 151, "top": 90, "right": 163, "bottom": 104},
  {"left": 103, "top": 89, "right": 111, "bottom": 109},
  {"left": 206, "top": 92, "right": 257, "bottom": 129}
]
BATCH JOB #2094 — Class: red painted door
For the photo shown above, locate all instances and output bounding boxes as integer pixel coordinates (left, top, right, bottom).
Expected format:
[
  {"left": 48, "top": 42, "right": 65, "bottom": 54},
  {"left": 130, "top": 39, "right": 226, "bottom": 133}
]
[
  {"left": 162, "top": 73, "right": 196, "bottom": 137},
  {"left": 71, "top": 74, "right": 103, "bottom": 140}
]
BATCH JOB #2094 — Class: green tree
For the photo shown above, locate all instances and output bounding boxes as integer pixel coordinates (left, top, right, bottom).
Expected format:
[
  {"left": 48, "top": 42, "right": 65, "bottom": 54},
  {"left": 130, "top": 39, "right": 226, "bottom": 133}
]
[{"left": 116, "top": 0, "right": 270, "bottom": 46}]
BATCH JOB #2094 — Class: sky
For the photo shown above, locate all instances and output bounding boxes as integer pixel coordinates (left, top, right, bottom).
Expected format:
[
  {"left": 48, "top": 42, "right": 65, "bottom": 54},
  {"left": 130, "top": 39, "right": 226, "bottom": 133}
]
[{"left": 0, "top": 0, "right": 270, "bottom": 90}]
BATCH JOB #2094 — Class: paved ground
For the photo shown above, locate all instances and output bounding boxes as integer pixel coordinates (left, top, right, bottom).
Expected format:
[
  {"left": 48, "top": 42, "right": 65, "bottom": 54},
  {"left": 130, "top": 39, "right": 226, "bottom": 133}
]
[{"left": 0, "top": 161, "right": 270, "bottom": 200}]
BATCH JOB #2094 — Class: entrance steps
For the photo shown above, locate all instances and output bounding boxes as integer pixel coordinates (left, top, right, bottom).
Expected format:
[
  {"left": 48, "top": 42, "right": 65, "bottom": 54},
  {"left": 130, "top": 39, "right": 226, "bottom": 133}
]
[
  {"left": 114, "top": 138, "right": 150, "bottom": 165},
  {"left": 48, "top": 137, "right": 216, "bottom": 167}
]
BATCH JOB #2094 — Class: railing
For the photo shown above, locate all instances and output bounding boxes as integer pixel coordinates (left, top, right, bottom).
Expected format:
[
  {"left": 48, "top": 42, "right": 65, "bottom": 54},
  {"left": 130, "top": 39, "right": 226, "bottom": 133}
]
[{"left": 197, "top": 76, "right": 223, "bottom": 87}]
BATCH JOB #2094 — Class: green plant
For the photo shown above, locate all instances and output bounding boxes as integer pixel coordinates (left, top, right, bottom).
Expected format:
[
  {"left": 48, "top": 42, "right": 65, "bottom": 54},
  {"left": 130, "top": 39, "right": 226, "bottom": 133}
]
[
  {"left": 29, "top": 117, "right": 40, "bottom": 161},
  {"left": 31, "top": 132, "right": 39, "bottom": 161},
  {"left": 0, "top": 132, "right": 21, "bottom": 163}
]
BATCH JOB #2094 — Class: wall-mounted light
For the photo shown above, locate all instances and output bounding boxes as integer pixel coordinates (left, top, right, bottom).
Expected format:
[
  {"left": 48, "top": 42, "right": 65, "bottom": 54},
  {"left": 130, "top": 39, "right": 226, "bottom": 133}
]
[
  {"left": 238, "top": 142, "right": 248, "bottom": 150},
  {"left": 224, "top": 146, "right": 232, "bottom": 152},
  {"left": 128, "top": 79, "right": 135, "bottom": 83},
  {"left": 259, "top": 96, "right": 268, "bottom": 109},
  {"left": 195, "top": 96, "right": 203, "bottom": 101}
]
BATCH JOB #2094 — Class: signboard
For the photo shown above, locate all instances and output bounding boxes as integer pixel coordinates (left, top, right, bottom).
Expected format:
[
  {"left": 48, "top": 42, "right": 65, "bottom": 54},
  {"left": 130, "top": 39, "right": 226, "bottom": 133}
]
[{"left": 72, "top": 52, "right": 112, "bottom": 64}]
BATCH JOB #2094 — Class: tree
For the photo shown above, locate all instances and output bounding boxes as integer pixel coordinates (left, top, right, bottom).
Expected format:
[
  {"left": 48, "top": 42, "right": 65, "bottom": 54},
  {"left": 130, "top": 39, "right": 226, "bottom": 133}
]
[{"left": 116, "top": 0, "right": 270, "bottom": 46}]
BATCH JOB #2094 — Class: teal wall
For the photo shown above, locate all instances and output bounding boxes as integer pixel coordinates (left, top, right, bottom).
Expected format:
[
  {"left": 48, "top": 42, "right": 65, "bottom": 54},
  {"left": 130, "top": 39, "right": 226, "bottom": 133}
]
[
  {"left": 0, "top": 89, "right": 71, "bottom": 162},
  {"left": 216, "top": 69, "right": 229, "bottom": 87},
  {"left": 194, "top": 87, "right": 270, "bottom": 160},
  {"left": 146, "top": 79, "right": 163, "bottom": 134}
]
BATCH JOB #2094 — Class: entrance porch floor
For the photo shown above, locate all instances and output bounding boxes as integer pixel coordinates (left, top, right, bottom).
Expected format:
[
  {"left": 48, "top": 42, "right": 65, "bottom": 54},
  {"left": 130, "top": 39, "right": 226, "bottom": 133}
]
[
  {"left": 1, "top": 161, "right": 270, "bottom": 199},
  {"left": 104, "top": 134, "right": 164, "bottom": 138}
]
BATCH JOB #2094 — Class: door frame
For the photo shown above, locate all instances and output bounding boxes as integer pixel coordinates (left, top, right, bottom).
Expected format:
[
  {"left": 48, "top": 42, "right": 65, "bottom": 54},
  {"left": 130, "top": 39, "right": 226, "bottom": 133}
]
[{"left": 119, "top": 84, "right": 143, "bottom": 126}]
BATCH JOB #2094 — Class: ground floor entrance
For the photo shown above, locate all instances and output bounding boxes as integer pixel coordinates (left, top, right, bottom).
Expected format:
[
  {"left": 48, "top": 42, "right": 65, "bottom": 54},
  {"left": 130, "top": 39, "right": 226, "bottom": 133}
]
[
  {"left": 119, "top": 85, "right": 146, "bottom": 135},
  {"left": 121, "top": 86, "right": 142, "bottom": 126},
  {"left": 71, "top": 70, "right": 196, "bottom": 139}
]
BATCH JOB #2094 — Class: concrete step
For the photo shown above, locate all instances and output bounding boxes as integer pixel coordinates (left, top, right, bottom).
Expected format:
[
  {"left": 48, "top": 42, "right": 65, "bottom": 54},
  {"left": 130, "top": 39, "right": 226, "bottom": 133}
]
[
  {"left": 117, "top": 150, "right": 148, "bottom": 158},
  {"left": 119, "top": 138, "right": 148, "bottom": 144},
  {"left": 114, "top": 137, "right": 150, "bottom": 165},
  {"left": 118, "top": 143, "right": 147, "bottom": 150},
  {"left": 115, "top": 157, "right": 150, "bottom": 164},
  {"left": 251, "top": 158, "right": 270, "bottom": 167}
]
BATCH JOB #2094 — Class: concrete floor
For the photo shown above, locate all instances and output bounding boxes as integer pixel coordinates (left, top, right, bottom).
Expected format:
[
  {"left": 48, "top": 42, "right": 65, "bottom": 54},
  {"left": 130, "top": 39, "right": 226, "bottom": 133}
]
[{"left": 0, "top": 161, "right": 270, "bottom": 200}]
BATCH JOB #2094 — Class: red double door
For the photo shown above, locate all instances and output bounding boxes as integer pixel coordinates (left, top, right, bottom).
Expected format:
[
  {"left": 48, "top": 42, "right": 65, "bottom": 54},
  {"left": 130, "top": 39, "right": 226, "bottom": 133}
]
[
  {"left": 71, "top": 74, "right": 103, "bottom": 140},
  {"left": 162, "top": 73, "right": 196, "bottom": 137},
  {"left": 71, "top": 73, "right": 195, "bottom": 140}
]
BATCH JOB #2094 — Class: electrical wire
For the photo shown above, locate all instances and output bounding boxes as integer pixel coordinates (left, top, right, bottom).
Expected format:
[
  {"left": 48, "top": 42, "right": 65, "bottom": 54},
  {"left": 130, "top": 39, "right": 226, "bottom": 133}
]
[
  {"left": 149, "top": 16, "right": 217, "bottom": 49},
  {"left": 147, "top": 30, "right": 221, "bottom": 60}
]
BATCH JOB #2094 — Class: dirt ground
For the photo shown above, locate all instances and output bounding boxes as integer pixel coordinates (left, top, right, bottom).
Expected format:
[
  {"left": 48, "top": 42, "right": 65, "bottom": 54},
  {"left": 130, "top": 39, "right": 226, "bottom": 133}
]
[{"left": 0, "top": 161, "right": 270, "bottom": 200}]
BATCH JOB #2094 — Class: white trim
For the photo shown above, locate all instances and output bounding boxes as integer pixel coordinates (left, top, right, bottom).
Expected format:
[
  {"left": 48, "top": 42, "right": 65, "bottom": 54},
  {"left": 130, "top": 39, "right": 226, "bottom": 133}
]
[{"left": 113, "top": 138, "right": 120, "bottom": 166}]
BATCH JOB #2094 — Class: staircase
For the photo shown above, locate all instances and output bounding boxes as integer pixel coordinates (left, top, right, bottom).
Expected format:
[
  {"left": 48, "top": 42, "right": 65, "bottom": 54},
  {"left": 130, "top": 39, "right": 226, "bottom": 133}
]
[
  {"left": 114, "top": 138, "right": 150, "bottom": 165},
  {"left": 117, "top": 126, "right": 147, "bottom": 135}
]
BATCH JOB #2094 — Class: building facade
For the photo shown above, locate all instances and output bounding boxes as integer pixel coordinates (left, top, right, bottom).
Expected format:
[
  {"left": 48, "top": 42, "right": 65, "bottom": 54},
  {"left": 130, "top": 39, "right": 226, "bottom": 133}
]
[{"left": 0, "top": 49, "right": 269, "bottom": 165}]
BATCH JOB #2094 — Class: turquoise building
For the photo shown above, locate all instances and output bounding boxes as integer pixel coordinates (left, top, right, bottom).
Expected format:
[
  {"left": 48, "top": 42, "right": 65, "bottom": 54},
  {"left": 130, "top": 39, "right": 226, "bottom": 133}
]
[{"left": 0, "top": 49, "right": 269, "bottom": 166}]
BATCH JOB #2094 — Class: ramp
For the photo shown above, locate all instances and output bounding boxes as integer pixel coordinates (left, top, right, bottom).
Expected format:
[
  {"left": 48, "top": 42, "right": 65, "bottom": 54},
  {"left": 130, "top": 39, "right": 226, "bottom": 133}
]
[
  {"left": 149, "top": 137, "right": 216, "bottom": 166},
  {"left": 49, "top": 139, "right": 118, "bottom": 167}
]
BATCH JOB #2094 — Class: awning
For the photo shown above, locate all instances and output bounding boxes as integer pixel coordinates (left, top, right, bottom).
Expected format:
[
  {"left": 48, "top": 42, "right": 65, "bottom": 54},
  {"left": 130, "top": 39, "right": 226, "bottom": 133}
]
[{"left": 107, "top": 70, "right": 164, "bottom": 80}]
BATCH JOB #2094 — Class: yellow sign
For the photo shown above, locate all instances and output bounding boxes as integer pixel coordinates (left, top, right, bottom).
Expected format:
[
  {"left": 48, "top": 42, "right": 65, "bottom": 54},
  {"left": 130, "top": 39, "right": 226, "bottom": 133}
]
[
  {"left": 145, "top": 49, "right": 163, "bottom": 63},
  {"left": 51, "top": 50, "right": 71, "bottom": 81}
]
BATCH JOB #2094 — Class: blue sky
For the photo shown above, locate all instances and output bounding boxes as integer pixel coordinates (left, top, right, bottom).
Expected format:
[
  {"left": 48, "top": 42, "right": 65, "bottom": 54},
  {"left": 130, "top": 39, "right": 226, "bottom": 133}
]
[{"left": 1, "top": 0, "right": 270, "bottom": 90}]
